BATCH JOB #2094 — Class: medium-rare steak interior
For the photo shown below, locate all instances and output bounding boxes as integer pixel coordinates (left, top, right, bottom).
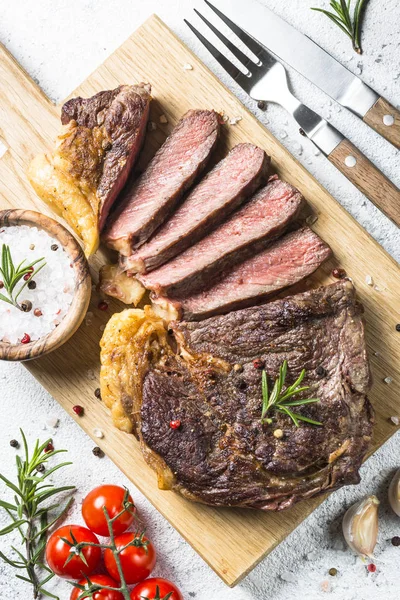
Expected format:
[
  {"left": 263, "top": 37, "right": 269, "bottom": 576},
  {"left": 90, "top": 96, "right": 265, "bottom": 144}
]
[
  {"left": 104, "top": 109, "right": 220, "bottom": 255},
  {"left": 100, "top": 281, "right": 373, "bottom": 510}
]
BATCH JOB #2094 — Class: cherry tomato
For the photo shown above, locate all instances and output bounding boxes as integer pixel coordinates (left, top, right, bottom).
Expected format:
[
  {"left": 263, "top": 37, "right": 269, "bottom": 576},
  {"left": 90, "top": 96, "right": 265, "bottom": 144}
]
[
  {"left": 104, "top": 532, "right": 156, "bottom": 584},
  {"left": 130, "top": 578, "right": 183, "bottom": 600},
  {"left": 46, "top": 525, "right": 101, "bottom": 579},
  {"left": 70, "top": 574, "right": 123, "bottom": 600},
  {"left": 82, "top": 485, "right": 136, "bottom": 536}
]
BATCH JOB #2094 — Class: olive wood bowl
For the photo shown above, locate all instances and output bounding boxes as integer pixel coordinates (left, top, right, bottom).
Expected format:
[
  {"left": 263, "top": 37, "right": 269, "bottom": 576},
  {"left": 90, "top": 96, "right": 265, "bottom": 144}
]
[{"left": 0, "top": 209, "right": 91, "bottom": 361}]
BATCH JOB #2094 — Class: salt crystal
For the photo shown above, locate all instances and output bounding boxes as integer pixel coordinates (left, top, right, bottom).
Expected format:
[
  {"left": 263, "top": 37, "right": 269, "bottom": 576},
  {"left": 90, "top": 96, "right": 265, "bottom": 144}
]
[
  {"left": 390, "top": 416, "right": 399, "bottom": 425},
  {"left": 0, "top": 140, "right": 8, "bottom": 159},
  {"left": 306, "top": 550, "right": 320, "bottom": 561},
  {"left": 183, "top": 63, "right": 193, "bottom": 70},
  {"left": 46, "top": 417, "right": 59, "bottom": 428},
  {"left": 374, "top": 285, "right": 381, "bottom": 292},
  {"left": 365, "top": 275, "right": 373, "bottom": 286},
  {"left": 229, "top": 116, "right": 242, "bottom": 125},
  {"left": 293, "top": 141, "right": 303, "bottom": 155},
  {"left": 93, "top": 428, "right": 104, "bottom": 439},
  {"left": 384, "top": 376, "right": 393, "bottom": 384},
  {"left": 314, "top": 147, "right": 321, "bottom": 156},
  {"left": 280, "top": 571, "right": 297, "bottom": 583},
  {"left": 279, "top": 130, "right": 288, "bottom": 139},
  {"left": 159, "top": 114, "right": 168, "bottom": 124},
  {"left": 320, "top": 580, "right": 332, "bottom": 593}
]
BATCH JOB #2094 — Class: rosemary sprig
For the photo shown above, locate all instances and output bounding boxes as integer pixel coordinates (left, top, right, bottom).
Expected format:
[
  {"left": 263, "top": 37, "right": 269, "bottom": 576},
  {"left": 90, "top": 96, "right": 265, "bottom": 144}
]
[
  {"left": 0, "top": 243, "right": 46, "bottom": 310},
  {"left": 311, "top": 0, "right": 369, "bottom": 54},
  {"left": 68, "top": 492, "right": 147, "bottom": 600},
  {"left": 261, "top": 360, "right": 322, "bottom": 427},
  {"left": 0, "top": 430, "right": 75, "bottom": 599}
]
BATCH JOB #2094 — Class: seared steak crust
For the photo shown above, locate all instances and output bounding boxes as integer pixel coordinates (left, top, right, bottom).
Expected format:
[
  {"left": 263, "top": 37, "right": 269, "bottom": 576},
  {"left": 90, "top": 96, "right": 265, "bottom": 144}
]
[{"left": 140, "top": 281, "right": 373, "bottom": 510}]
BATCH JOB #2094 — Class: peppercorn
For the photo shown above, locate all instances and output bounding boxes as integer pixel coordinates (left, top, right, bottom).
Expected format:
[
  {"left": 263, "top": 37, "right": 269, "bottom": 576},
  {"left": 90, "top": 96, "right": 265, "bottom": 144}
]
[
  {"left": 94, "top": 388, "right": 102, "bottom": 400},
  {"left": 367, "top": 563, "right": 376, "bottom": 573},
  {"left": 92, "top": 446, "right": 104, "bottom": 458},
  {"left": 36, "top": 463, "right": 45, "bottom": 473},
  {"left": 396, "top": 324, "right": 400, "bottom": 332},
  {"left": 9, "top": 439, "right": 19, "bottom": 448},
  {"left": 73, "top": 405, "right": 84, "bottom": 416},
  {"left": 332, "top": 268, "right": 347, "bottom": 279},
  {"left": 34, "top": 308, "right": 42, "bottom": 317},
  {"left": 233, "top": 363, "right": 243, "bottom": 372},
  {"left": 253, "top": 358, "right": 265, "bottom": 370},
  {"left": 98, "top": 301, "right": 109, "bottom": 311},
  {"left": 316, "top": 365, "right": 327, "bottom": 378},
  {"left": 391, "top": 536, "right": 400, "bottom": 546},
  {"left": 51, "top": 244, "right": 59, "bottom": 251},
  {"left": 21, "top": 333, "right": 31, "bottom": 344},
  {"left": 44, "top": 441, "right": 54, "bottom": 453},
  {"left": 328, "top": 568, "right": 338, "bottom": 577},
  {"left": 170, "top": 419, "right": 181, "bottom": 430},
  {"left": 0, "top": 281, "right": 3, "bottom": 289},
  {"left": 20, "top": 300, "right": 32, "bottom": 312},
  {"left": 257, "top": 100, "right": 266, "bottom": 110},
  {"left": 27, "top": 280, "right": 36, "bottom": 290}
]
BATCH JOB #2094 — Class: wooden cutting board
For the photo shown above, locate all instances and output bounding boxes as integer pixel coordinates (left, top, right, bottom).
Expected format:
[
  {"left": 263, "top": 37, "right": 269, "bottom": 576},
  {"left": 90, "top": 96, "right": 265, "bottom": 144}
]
[{"left": 0, "top": 15, "right": 399, "bottom": 587}]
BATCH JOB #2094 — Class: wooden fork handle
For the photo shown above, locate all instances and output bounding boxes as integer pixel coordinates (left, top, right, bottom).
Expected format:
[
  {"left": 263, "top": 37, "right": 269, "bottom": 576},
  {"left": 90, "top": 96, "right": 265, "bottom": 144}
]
[
  {"left": 328, "top": 138, "right": 400, "bottom": 227},
  {"left": 363, "top": 97, "right": 400, "bottom": 150}
]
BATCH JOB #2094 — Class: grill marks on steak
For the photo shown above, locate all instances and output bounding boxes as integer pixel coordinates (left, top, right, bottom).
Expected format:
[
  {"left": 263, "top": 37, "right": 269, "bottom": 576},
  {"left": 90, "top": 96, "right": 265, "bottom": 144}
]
[
  {"left": 152, "top": 226, "right": 332, "bottom": 321},
  {"left": 124, "top": 143, "right": 270, "bottom": 273},
  {"left": 139, "top": 177, "right": 304, "bottom": 296},
  {"left": 104, "top": 109, "right": 220, "bottom": 255},
  {"left": 61, "top": 84, "right": 151, "bottom": 230},
  {"left": 140, "top": 281, "right": 373, "bottom": 509}
]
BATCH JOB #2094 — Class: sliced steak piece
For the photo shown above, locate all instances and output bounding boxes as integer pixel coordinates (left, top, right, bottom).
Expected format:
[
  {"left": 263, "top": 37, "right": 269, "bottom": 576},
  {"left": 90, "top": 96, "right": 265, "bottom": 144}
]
[
  {"left": 100, "top": 281, "right": 373, "bottom": 510},
  {"left": 139, "top": 177, "right": 303, "bottom": 296},
  {"left": 28, "top": 84, "right": 151, "bottom": 255},
  {"left": 103, "top": 110, "right": 220, "bottom": 255},
  {"left": 152, "top": 226, "right": 332, "bottom": 321},
  {"left": 124, "top": 143, "right": 270, "bottom": 273}
]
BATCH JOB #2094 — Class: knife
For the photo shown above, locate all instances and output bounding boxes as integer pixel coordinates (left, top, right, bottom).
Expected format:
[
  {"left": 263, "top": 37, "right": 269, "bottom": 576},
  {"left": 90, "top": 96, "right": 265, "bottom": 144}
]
[{"left": 214, "top": 0, "right": 400, "bottom": 151}]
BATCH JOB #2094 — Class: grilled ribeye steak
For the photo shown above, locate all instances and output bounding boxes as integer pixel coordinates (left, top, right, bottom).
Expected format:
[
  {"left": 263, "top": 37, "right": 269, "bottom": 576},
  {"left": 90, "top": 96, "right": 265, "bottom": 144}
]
[
  {"left": 139, "top": 176, "right": 303, "bottom": 296},
  {"left": 104, "top": 110, "right": 220, "bottom": 255},
  {"left": 152, "top": 226, "right": 331, "bottom": 321},
  {"left": 100, "top": 281, "right": 373, "bottom": 510},
  {"left": 123, "top": 143, "right": 270, "bottom": 273},
  {"left": 28, "top": 84, "right": 151, "bottom": 255}
]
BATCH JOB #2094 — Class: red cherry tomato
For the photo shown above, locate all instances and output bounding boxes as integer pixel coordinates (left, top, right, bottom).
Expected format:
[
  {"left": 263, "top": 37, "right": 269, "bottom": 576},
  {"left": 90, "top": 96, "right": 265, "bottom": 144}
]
[
  {"left": 104, "top": 532, "right": 156, "bottom": 584},
  {"left": 130, "top": 578, "right": 183, "bottom": 600},
  {"left": 82, "top": 485, "right": 136, "bottom": 536},
  {"left": 70, "top": 574, "right": 123, "bottom": 600},
  {"left": 46, "top": 525, "right": 101, "bottom": 579}
]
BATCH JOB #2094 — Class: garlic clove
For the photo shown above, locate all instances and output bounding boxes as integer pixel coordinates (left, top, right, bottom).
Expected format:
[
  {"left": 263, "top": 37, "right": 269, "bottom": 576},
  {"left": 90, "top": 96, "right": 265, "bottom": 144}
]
[
  {"left": 342, "top": 495, "right": 380, "bottom": 558},
  {"left": 389, "top": 468, "right": 400, "bottom": 517}
]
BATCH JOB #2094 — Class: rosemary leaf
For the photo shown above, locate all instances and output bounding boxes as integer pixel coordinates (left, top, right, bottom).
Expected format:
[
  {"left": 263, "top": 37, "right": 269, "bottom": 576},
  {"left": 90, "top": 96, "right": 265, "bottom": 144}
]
[{"left": 311, "top": 0, "right": 369, "bottom": 53}]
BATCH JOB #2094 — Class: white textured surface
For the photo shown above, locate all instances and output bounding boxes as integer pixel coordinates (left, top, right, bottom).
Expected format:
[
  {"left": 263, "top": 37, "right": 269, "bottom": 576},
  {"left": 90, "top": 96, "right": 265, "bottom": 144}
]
[{"left": 0, "top": 1, "right": 400, "bottom": 599}]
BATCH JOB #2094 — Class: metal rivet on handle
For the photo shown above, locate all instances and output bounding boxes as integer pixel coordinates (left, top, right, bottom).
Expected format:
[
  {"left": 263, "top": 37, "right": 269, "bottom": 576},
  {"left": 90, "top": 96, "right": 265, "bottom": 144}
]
[
  {"left": 383, "top": 114, "right": 395, "bottom": 126},
  {"left": 345, "top": 155, "right": 357, "bottom": 168}
]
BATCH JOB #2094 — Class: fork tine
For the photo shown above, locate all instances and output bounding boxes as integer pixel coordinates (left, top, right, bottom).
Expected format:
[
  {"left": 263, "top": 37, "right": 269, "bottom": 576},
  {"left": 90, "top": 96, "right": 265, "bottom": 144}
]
[
  {"left": 204, "top": 0, "right": 264, "bottom": 59},
  {"left": 184, "top": 19, "right": 248, "bottom": 83},
  {"left": 193, "top": 9, "right": 256, "bottom": 72}
]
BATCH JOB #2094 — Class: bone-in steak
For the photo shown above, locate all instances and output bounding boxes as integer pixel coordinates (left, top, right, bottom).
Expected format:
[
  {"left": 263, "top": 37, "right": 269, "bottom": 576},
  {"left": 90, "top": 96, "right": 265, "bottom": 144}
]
[
  {"left": 152, "top": 226, "right": 331, "bottom": 321},
  {"left": 104, "top": 109, "right": 220, "bottom": 255},
  {"left": 139, "top": 177, "right": 303, "bottom": 296},
  {"left": 138, "top": 281, "right": 373, "bottom": 510},
  {"left": 124, "top": 143, "right": 270, "bottom": 273}
]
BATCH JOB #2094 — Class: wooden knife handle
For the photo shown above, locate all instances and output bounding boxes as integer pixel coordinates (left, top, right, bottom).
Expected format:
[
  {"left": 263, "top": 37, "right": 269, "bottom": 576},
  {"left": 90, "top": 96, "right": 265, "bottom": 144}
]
[
  {"left": 328, "top": 138, "right": 400, "bottom": 226},
  {"left": 363, "top": 97, "right": 400, "bottom": 149}
]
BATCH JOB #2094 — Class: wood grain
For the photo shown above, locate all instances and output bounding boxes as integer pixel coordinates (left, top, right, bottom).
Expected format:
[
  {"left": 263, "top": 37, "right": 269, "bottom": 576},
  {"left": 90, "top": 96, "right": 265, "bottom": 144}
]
[
  {"left": 329, "top": 138, "right": 400, "bottom": 226},
  {"left": 0, "top": 210, "right": 91, "bottom": 361},
  {"left": 363, "top": 97, "right": 400, "bottom": 150},
  {"left": 0, "top": 16, "right": 399, "bottom": 587}
]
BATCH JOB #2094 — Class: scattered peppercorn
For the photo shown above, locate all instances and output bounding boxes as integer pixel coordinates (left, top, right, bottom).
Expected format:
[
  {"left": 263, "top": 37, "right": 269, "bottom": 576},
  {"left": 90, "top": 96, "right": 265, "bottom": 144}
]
[
  {"left": 94, "top": 388, "right": 102, "bottom": 400},
  {"left": 21, "top": 333, "right": 31, "bottom": 344},
  {"left": 44, "top": 441, "right": 54, "bottom": 453},
  {"left": 316, "top": 365, "right": 327, "bottom": 378},
  {"left": 27, "top": 280, "right": 36, "bottom": 290},
  {"left": 29, "top": 244, "right": 35, "bottom": 250},
  {"left": 396, "top": 324, "right": 400, "bottom": 332},
  {"left": 98, "top": 301, "right": 109, "bottom": 311},
  {"left": 20, "top": 300, "right": 32, "bottom": 312},
  {"left": 51, "top": 244, "right": 59, "bottom": 251},
  {"left": 23, "top": 267, "right": 34, "bottom": 281},
  {"left": 257, "top": 100, "right": 266, "bottom": 110},
  {"left": 36, "top": 463, "right": 45, "bottom": 473},
  {"left": 34, "top": 308, "right": 42, "bottom": 317},
  {"left": 328, "top": 568, "right": 338, "bottom": 577},
  {"left": 233, "top": 363, "right": 243, "bottom": 373},
  {"left": 273, "top": 429, "right": 284, "bottom": 439},
  {"left": 253, "top": 358, "right": 265, "bottom": 370},
  {"left": 9, "top": 439, "right": 19, "bottom": 448},
  {"left": 170, "top": 420, "right": 181, "bottom": 429},
  {"left": 92, "top": 446, "right": 104, "bottom": 458},
  {"left": 367, "top": 563, "right": 376, "bottom": 573},
  {"left": 299, "top": 128, "right": 306, "bottom": 137},
  {"left": 73, "top": 405, "right": 84, "bottom": 416},
  {"left": 332, "top": 268, "right": 347, "bottom": 279},
  {"left": 0, "top": 281, "right": 3, "bottom": 289},
  {"left": 391, "top": 536, "right": 400, "bottom": 546}
]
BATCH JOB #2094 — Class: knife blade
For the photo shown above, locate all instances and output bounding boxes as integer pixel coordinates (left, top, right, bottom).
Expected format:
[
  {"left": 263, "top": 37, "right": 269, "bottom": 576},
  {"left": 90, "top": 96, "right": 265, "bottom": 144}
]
[{"left": 213, "top": 0, "right": 400, "bottom": 149}]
